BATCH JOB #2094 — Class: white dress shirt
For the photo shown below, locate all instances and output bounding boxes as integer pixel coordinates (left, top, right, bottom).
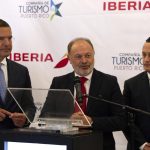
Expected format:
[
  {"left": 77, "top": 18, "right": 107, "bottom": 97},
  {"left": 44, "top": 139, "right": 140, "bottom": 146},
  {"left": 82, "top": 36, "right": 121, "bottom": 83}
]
[
  {"left": 74, "top": 71, "right": 93, "bottom": 101},
  {"left": 147, "top": 72, "right": 150, "bottom": 84}
]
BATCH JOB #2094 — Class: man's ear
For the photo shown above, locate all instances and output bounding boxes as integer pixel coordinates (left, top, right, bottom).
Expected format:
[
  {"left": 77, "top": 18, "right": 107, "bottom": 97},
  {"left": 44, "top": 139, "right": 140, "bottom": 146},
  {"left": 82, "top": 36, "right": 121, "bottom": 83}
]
[
  {"left": 67, "top": 54, "right": 72, "bottom": 64},
  {"left": 67, "top": 54, "right": 71, "bottom": 61},
  {"left": 67, "top": 54, "right": 69, "bottom": 59}
]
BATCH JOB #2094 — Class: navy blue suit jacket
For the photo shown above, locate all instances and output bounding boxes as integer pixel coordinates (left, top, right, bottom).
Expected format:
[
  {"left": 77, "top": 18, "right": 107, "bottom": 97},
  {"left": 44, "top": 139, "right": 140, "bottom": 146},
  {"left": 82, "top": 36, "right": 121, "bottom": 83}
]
[
  {"left": 48, "top": 68, "right": 126, "bottom": 150},
  {"left": 0, "top": 59, "right": 36, "bottom": 129},
  {"left": 123, "top": 71, "right": 150, "bottom": 150}
]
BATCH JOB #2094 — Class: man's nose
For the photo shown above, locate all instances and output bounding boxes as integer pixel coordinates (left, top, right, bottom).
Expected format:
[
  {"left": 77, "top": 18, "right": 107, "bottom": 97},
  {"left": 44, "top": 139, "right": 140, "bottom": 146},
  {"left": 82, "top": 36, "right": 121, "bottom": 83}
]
[
  {"left": 144, "top": 55, "right": 150, "bottom": 61},
  {"left": 81, "top": 56, "right": 88, "bottom": 63},
  {"left": 3, "top": 38, "right": 11, "bottom": 46}
]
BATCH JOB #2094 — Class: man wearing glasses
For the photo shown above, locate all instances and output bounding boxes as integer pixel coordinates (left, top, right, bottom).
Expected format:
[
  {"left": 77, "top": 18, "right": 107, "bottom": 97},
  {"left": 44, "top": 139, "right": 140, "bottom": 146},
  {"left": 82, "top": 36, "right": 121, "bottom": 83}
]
[{"left": 44, "top": 37, "right": 126, "bottom": 149}]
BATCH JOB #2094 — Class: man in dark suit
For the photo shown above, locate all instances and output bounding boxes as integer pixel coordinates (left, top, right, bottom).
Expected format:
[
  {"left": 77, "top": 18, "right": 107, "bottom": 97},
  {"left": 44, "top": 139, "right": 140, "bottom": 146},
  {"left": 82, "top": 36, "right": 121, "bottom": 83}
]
[
  {"left": 0, "top": 19, "right": 36, "bottom": 129},
  {"left": 44, "top": 37, "right": 126, "bottom": 149},
  {"left": 123, "top": 37, "right": 150, "bottom": 150}
]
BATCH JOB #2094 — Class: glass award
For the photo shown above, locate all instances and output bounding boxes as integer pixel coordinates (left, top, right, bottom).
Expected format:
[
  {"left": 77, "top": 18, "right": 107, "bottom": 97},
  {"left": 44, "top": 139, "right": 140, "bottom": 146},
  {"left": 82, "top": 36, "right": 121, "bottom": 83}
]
[{"left": 7, "top": 88, "right": 91, "bottom": 132}]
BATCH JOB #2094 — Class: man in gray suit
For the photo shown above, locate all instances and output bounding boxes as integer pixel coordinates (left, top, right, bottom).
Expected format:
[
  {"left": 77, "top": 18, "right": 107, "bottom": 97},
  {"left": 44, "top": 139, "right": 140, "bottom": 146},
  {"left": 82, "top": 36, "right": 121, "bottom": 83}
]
[
  {"left": 43, "top": 37, "right": 126, "bottom": 150},
  {"left": 123, "top": 37, "right": 150, "bottom": 150},
  {"left": 0, "top": 19, "right": 36, "bottom": 129}
]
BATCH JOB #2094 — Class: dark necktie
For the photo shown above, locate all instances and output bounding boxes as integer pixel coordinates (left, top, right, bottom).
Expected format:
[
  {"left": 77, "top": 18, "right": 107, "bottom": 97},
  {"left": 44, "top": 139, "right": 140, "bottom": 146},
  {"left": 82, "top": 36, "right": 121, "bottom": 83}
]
[
  {"left": 75, "top": 77, "right": 88, "bottom": 113},
  {"left": 0, "top": 64, "right": 7, "bottom": 103}
]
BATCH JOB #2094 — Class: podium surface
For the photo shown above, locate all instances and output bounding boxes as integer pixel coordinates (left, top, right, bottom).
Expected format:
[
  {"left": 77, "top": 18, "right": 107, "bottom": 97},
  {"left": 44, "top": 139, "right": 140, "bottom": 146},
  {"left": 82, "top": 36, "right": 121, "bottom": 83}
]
[{"left": 0, "top": 128, "right": 102, "bottom": 150}]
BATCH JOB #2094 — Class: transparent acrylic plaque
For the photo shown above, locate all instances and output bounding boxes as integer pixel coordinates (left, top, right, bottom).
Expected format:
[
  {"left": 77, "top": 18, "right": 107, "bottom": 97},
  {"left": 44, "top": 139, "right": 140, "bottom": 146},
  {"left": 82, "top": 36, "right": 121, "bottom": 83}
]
[{"left": 7, "top": 88, "right": 91, "bottom": 132}]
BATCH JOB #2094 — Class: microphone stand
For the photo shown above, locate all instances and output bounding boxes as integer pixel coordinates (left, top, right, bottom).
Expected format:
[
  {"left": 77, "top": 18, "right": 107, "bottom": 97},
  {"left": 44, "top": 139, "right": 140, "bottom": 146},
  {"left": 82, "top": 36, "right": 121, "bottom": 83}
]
[
  {"left": 84, "top": 94, "right": 150, "bottom": 150},
  {"left": 84, "top": 94, "right": 150, "bottom": 116}
]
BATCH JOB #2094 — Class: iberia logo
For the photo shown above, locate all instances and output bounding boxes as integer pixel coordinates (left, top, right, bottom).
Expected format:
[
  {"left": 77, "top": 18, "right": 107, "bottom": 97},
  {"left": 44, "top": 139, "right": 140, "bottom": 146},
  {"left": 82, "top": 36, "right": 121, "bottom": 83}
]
[
  {"left": 50, "top": 0, "right": 63, "bottom": 20},
  {"left": 54, "top": 53, "right": 69, "bottom": 68}
]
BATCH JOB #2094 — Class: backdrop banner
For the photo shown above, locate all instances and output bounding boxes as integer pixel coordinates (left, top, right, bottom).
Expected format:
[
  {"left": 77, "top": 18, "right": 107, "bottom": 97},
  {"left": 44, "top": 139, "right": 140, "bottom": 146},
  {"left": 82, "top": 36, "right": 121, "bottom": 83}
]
[{"left": 1, "top": 0, "right": 150, "bottom": 149}]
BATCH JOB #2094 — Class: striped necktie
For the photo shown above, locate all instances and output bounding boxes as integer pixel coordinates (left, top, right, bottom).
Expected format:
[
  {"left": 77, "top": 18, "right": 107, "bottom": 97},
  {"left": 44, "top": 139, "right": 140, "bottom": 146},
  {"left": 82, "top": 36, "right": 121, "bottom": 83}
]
[{"left": 0, "top": 64, "right": 7, "bottom": 102}]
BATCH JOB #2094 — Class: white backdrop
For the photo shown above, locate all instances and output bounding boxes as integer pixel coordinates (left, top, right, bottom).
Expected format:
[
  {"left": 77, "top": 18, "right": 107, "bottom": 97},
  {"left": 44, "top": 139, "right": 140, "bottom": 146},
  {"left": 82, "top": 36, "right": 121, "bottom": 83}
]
[{"left": 1, "top": 0, "right": 150, "bottom": 149}]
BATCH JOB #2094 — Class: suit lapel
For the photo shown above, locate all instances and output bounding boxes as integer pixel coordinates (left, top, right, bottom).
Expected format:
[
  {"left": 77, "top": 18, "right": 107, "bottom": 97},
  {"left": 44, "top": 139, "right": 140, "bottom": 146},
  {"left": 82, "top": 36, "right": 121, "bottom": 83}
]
[
  {"left": 141, "top": 72, "right": 150, "bottom": 111},
  {"left": 5, "top": 59, "right": 16, "bottom": 106},
  {"left": 7, "top": 59, "right": 16, "bottom": 87},
  {"left": 86, "top": 69, "right": 104, "bottom": 113},
  {"left": 0, "top": 95, "right": 5, "bottom": 108},
  {"left": 68, "top": 72, "right": 75, "bottom": 95},
  {"left": 89, "top": 69, "right": 103, "bottom": 97}
]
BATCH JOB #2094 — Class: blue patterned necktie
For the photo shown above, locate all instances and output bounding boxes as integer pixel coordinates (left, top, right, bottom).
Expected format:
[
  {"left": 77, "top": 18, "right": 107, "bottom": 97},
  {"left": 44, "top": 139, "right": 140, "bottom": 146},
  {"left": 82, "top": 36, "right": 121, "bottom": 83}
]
[{"left": 0, "top": 64, "right": 7, "bottom": 102}]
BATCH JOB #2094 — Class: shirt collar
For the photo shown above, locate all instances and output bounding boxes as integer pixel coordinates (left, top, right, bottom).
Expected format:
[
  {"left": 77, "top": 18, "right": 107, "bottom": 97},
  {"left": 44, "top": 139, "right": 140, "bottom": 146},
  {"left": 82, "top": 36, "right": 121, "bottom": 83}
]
[
  {"left": 0, "top": 58, "right": 7, "bottom": 66},
  {"left": 75, "top": 70, "right": 93, "bottom": 81},
  {"left": 147, "top": 72, "right": 150, "bottom": 80}
]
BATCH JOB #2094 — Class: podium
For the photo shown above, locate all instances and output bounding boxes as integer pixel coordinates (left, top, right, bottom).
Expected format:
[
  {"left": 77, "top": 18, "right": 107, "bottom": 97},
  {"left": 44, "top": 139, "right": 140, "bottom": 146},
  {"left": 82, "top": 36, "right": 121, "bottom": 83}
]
[
  {"left": 7, "top": 88, "right": 92, "bottom": 131},
  {"left": 0, "top": 128, "right": 102, "bottom": 150},
  {"left": 1, "top": 88, "right": 102, "bottom": 149}
]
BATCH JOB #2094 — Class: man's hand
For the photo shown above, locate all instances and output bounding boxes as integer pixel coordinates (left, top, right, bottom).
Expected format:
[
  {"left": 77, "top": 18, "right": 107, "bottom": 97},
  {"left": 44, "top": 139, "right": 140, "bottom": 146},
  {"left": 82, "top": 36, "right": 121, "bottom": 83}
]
[
  {"left": 0, "top": 108, "right": 11, "bottom": 122},
  {"left": 71, "top": 111, "right": 93, "bottom": 125},
  {"left": 9, "top": 113, "right": 27, "bottom": 128},
  {"left": 143, "top": 143, "right": 150, "bottom": 150}
]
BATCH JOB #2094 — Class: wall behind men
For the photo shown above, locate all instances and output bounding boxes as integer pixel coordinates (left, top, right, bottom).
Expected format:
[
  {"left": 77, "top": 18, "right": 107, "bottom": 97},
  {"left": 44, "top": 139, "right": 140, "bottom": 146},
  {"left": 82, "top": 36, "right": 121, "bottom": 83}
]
[{"left": 1, "top": 0, "right": 150, "bottom": 149}]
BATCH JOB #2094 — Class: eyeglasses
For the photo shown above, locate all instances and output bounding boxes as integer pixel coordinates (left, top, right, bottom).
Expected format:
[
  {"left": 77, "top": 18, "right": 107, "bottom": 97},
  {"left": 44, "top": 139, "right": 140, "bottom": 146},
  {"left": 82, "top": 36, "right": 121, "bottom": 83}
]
[{"left": 73, "top": 53, "right": 94, "bottom": 60}]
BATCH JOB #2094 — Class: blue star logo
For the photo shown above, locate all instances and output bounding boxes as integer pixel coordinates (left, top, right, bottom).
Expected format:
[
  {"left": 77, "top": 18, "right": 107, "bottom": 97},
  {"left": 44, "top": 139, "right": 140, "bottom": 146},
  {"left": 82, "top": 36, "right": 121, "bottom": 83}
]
[{"left": 50, "top": 0, "right": 62, "bottom": 20}]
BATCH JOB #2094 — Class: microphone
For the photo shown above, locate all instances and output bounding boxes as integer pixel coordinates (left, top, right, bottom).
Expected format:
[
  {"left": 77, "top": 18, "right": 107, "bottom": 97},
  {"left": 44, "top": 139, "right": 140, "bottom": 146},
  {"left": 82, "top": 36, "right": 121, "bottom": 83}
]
[{"left": 74, "top": 76, "right": 83, "bottom": 103}]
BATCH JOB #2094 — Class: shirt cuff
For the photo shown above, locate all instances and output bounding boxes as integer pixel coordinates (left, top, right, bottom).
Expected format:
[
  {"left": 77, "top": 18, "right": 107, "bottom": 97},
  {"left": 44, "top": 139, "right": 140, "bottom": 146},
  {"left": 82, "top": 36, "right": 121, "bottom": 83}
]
[{"left": 139, "top": 142, "right": 148, "bottom": 150}]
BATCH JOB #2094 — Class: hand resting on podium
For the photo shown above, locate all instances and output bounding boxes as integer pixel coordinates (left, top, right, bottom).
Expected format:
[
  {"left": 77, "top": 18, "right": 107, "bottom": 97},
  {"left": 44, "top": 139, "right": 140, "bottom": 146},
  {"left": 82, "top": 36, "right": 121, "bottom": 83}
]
[
  {"left": 71, "top": 111, "right": 92, "bottom": 128},
  {"left": 0, "top": 108, "right": 27, "bottom": 127},
  {"left": 0, "top": 108, "right": 11, "bottom": 121}
]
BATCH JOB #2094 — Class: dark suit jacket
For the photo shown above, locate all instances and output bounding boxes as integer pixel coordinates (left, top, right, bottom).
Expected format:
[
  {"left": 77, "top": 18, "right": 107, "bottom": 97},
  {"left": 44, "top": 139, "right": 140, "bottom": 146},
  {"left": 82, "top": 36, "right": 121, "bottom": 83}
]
[
  {"left": 46, "top": 68, "right": 126, "bottom": 150},
  {"left": 123, "top": 71, "right": 150, "bottom": 150},
  {"left": 0, "top": 59, "right": 36, "bottom": 129}
]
